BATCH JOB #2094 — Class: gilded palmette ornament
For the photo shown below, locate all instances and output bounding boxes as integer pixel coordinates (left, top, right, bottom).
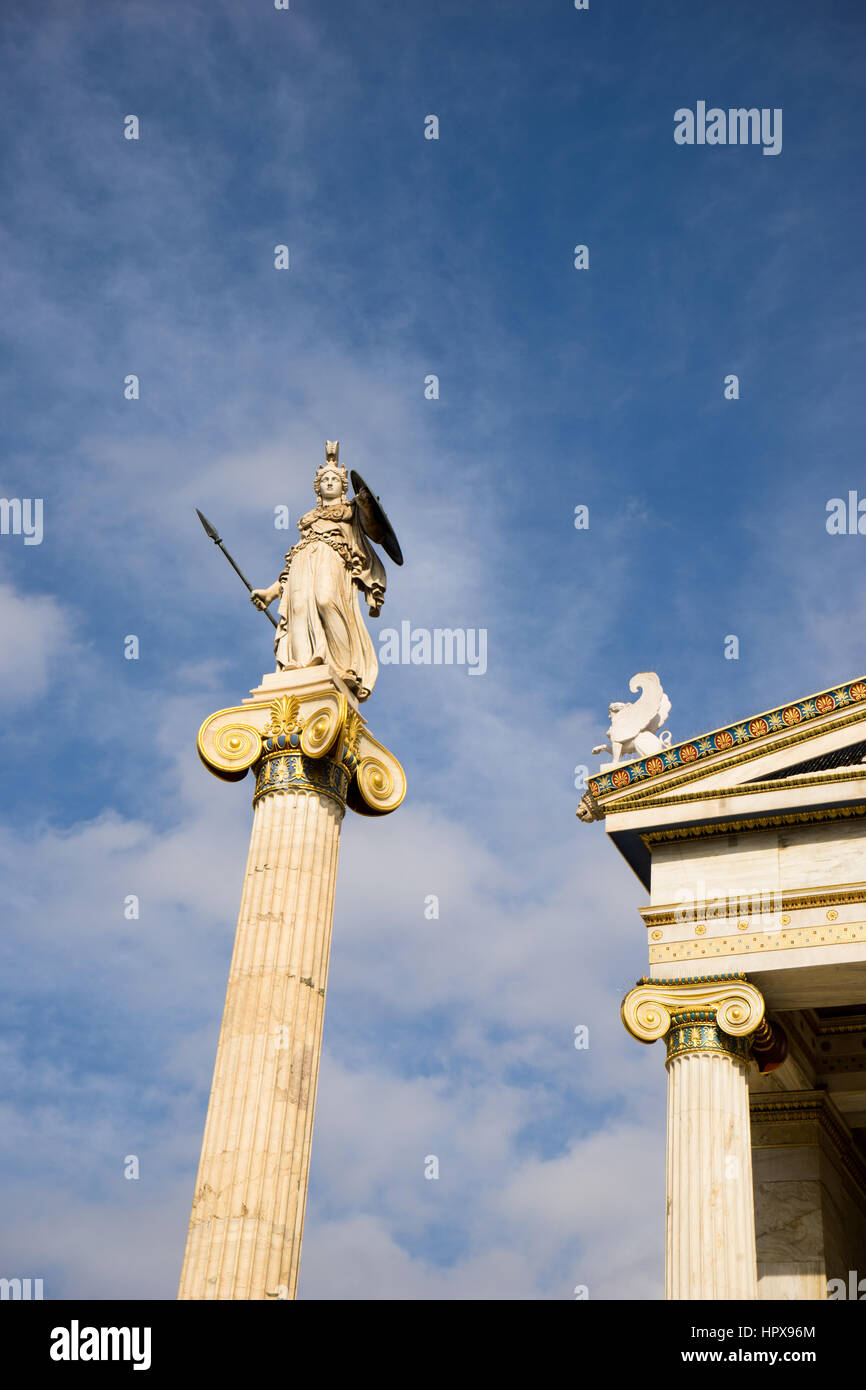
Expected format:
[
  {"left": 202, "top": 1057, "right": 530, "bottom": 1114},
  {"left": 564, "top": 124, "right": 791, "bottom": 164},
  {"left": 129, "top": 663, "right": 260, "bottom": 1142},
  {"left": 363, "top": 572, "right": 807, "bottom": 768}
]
[{"left": 263, "top": 695, "right": 302, "bottom": 738}]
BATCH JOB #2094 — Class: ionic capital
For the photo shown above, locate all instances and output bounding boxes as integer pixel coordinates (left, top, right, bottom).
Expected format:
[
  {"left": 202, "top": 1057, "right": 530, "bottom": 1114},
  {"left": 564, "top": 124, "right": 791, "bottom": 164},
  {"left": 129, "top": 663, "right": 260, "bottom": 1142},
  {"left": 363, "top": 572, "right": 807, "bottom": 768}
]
[
  {"left": 197, "top": 675, "right": 405, "bottom": 816},
  {"left": 621, "top": 974, "right": 765, "bottom": 1065}
]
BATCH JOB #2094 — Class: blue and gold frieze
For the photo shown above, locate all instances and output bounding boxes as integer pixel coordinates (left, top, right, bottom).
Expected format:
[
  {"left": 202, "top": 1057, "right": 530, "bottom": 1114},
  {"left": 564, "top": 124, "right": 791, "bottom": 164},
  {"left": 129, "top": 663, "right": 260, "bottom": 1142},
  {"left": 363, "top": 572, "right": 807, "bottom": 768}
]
[
  {"left": 253, "top": 747, "right": 350, "bottom": 809},
  {"left": 588, "top": 677, "right": 866, "bottom": 798},
  {"left": 666, "top": 1018, "right": 752, "bottom": 1063}
]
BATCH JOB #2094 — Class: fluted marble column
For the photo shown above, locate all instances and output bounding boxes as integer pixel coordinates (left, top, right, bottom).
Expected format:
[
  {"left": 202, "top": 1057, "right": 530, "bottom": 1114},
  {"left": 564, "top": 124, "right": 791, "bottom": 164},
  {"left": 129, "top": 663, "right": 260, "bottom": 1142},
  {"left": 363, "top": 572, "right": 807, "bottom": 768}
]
[
  {"left": 622, "top": 974, "right": 766, "bottom": 1300},
  {"left": 179, "top": 671, "right": 405, "bottom": 1300}
]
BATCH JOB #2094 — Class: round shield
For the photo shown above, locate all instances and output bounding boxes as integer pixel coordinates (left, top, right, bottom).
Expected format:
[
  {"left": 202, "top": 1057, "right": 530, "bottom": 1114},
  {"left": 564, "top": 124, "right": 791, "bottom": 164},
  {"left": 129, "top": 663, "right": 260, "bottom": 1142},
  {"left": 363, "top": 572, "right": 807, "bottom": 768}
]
[{"left": 350, "top": 470, "right": 404, "bottom": 565}]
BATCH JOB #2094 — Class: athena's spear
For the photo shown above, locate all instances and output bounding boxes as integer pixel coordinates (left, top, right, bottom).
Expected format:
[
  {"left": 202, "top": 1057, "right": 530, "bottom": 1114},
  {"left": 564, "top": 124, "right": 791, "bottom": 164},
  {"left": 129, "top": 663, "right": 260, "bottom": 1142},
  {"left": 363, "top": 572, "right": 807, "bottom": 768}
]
[{"left": 195, "top": 508, "right": 278, "bottom": 628}]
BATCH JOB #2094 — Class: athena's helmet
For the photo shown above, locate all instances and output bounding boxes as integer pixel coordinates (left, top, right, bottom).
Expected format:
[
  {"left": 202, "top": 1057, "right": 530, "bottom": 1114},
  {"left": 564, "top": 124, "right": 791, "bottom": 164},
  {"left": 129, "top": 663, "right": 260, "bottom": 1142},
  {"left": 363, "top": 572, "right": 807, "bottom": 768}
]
[{"left": 314, "top": 440, "right": 349, "bottom": 503}]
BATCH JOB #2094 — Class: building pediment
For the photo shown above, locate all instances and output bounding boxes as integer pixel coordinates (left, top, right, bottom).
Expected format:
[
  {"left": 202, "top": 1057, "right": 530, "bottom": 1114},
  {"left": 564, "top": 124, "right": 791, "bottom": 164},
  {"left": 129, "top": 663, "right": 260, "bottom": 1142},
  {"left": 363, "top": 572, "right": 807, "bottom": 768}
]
[
  {"left": 583, "top": 675, "right": 866, "bottom": 813},
  {"left": 579, "top": 675, "right": 866, "bottom": 888}
]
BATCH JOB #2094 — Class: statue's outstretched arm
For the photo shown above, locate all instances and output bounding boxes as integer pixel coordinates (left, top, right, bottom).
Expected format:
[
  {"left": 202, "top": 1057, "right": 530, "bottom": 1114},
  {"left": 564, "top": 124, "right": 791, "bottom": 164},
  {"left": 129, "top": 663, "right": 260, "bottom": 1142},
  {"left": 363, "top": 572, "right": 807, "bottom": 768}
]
[{"left": 251, "top": 579, "right": 280, "bottom": 610}]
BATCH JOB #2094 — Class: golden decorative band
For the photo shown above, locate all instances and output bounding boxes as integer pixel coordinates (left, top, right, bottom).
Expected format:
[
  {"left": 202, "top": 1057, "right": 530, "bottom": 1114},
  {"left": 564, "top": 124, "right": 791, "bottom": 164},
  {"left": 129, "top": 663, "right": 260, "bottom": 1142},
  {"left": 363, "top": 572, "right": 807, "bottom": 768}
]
[
  {"left": 640, "top": 882, "right": 866, "bottom": 928},
  {"left": 649, "top": 917, "right": 866, "bottom": 965},
  {"left": 641, "top": 805, "right": 866, "bottom": 848}
]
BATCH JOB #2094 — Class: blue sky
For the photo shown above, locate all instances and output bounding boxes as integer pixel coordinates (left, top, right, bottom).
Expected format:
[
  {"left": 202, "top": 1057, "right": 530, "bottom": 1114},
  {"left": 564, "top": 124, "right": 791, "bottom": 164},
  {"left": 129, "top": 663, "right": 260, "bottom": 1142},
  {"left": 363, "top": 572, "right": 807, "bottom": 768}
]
[{"left": 1, "top": 0, "right": 865, "bottom": 1299}]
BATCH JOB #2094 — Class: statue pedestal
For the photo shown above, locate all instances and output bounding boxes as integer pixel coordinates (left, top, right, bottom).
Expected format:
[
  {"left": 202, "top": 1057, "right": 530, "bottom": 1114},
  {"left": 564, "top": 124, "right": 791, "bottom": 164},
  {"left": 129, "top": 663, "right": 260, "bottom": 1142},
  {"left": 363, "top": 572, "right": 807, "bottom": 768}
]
[
  {"left": 178, "top": 670, "right": 405, "bottom": 1300},
  {"left": 244, "top": 664, "right": 357, "bottom": 705}
]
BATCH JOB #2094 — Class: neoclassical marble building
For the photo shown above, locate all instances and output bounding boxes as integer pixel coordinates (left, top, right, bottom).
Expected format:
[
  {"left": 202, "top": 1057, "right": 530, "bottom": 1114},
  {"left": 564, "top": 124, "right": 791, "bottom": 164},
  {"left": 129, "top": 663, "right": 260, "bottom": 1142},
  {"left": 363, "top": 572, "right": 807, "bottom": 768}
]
[{"left": 579, "top": 674, "right": 866, "bottom": 1300}]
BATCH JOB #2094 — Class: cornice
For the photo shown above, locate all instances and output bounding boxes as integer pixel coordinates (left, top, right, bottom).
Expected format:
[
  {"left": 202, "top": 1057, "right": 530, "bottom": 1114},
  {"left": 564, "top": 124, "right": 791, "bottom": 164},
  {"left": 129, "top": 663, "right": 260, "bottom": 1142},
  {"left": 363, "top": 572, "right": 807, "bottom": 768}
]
[
  {"left": 640, "top": 804, "right": 866, "bottom": 848},
  {"left": 640, "top": 883, "right": 866, "bottom": 928}
]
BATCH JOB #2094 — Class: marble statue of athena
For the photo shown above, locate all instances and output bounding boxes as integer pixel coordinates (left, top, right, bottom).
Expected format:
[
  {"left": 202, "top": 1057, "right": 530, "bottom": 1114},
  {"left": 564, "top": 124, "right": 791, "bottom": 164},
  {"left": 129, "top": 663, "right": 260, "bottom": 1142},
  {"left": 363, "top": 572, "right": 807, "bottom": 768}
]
[
  {"left": 181, "top": 439, "right": 406, "bottom": 1301},
  {"left": 251, "top": 442, "right": 387, "bottom": 701}
]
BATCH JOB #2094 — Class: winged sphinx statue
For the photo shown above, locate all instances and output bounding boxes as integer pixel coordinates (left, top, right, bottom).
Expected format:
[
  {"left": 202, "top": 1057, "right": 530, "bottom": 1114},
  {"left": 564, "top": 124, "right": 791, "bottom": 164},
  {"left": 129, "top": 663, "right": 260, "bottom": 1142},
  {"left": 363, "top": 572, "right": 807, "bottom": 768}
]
[
  {"left": 591, "top": 672, "right": 672, "bottom": 766},
  {"left": 251, "top": 441, "right": 403, "bottom": 703}
]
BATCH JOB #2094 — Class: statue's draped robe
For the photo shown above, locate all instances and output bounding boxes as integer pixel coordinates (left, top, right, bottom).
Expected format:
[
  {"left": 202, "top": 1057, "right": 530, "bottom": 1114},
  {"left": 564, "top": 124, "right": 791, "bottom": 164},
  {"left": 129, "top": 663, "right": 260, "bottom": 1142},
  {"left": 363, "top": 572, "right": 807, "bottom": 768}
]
[{"left": 274, "top": 497, "right": 385, "bottom": 700}]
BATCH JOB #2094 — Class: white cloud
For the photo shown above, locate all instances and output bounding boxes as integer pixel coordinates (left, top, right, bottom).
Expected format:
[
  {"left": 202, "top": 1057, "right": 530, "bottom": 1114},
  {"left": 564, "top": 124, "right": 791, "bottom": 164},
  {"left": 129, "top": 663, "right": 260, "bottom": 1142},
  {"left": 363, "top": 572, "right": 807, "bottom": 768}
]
[{"left": 0, "top": 579, "right": 82, "bottom": 706}]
